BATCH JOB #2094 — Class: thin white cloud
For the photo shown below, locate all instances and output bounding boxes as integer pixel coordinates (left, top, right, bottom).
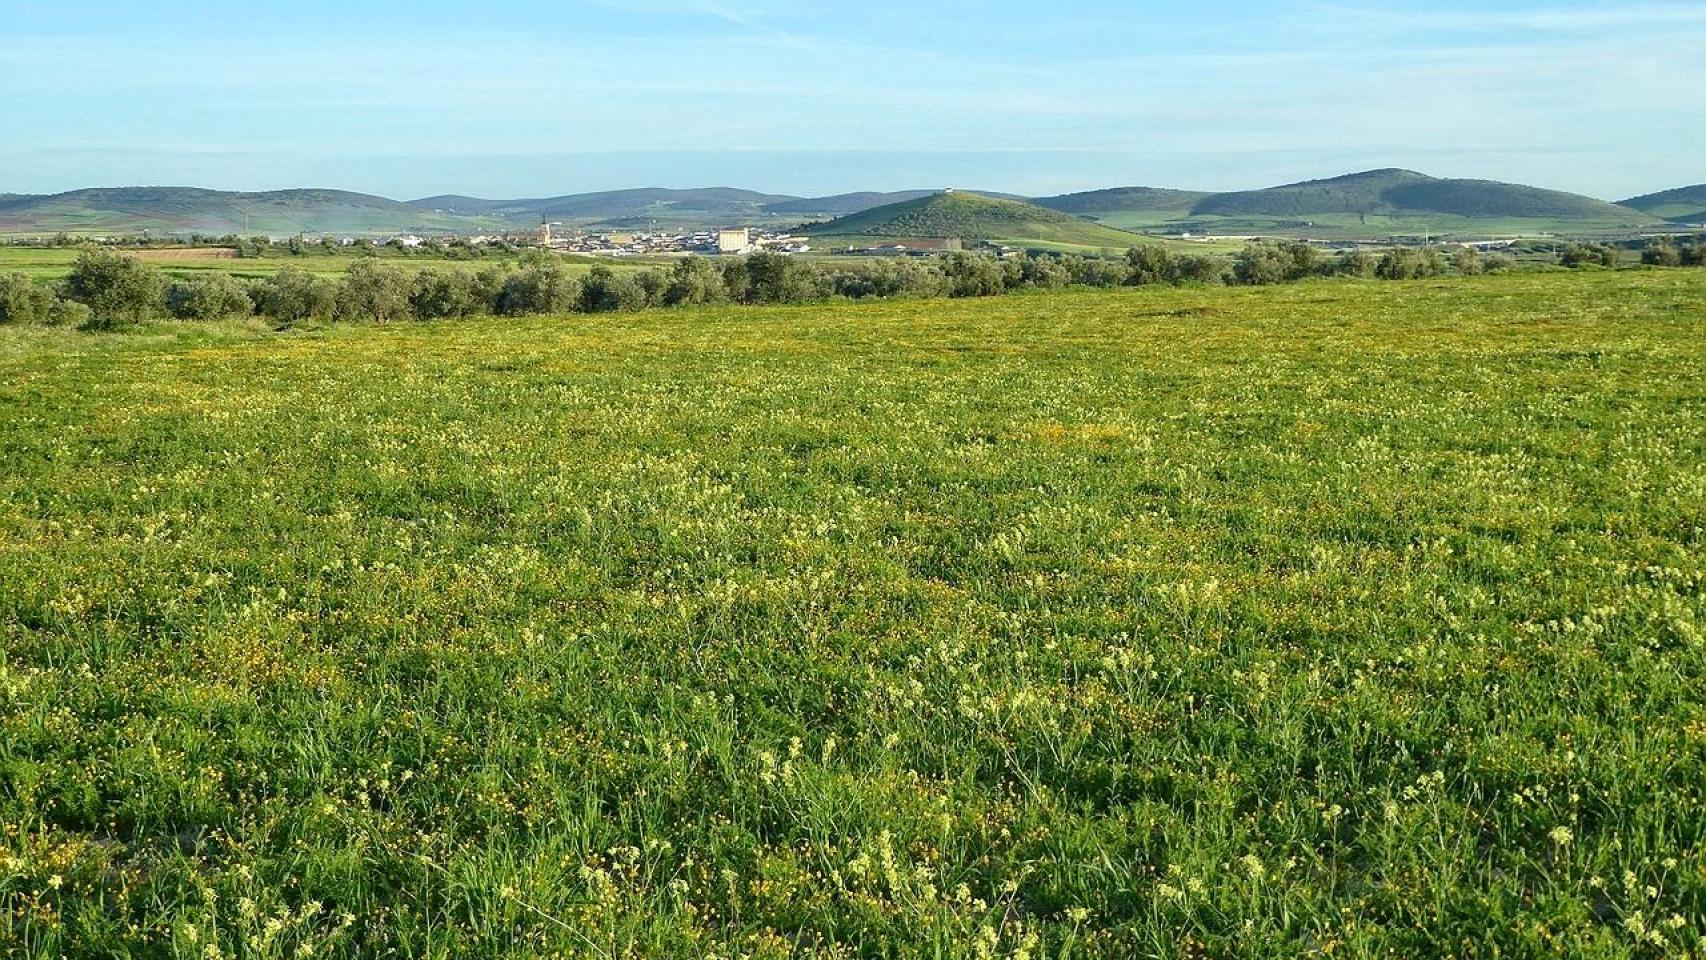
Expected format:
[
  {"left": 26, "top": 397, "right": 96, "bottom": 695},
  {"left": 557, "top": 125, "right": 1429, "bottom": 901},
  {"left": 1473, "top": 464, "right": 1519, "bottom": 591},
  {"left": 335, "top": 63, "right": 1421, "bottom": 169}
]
[{"left": 1304, "top": 1, "right": 1706, "bottom": 35}]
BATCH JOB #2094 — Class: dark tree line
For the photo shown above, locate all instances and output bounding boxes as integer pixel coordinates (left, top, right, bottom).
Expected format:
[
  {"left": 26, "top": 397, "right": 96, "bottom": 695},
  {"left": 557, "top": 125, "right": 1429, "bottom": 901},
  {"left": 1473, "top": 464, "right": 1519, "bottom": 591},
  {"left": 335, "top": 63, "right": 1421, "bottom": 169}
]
[
  {"left": 4, "top": 237, "right": 1699, "bottom": 331},
  {"left": 1640, "top": 238, "right": 1706, "bottom": 267},
  {"left": 1228, "top": 241, "right": 1516, "bottom": 285}
]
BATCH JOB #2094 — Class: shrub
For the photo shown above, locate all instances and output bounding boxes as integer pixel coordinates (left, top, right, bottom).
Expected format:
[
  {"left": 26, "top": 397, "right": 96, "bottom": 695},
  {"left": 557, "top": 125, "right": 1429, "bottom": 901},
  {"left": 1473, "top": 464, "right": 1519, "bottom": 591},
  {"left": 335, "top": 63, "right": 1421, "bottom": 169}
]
[
  {"left": 471, "top": 268, "right": 508, "bottom": 312},
  {"left": 1642, "top": 240, "right": 1682, "bottom": 267},
  {"left": 498, "top": 263, "right": 580, "bottom": 315},
  {"left": 1125, "top": 246, "right": 1174, "bottom": 286},
  {"left": 410, "top": 269, "right": 480, "bottom": 320},
  {"left": 829, "top": 259, "right": 952, "bottom": 300},
  {"left": 1333, "top": 250, "right": 1378, "bottom": 278},
  {"left": 1168, "top": 255, "right": 1228, "bottom": 285},
  {"left": 1234, "top": 241, "right": 1317, "bottom": 285},
  {"left": 662, "top": 258, "right": 729, "bottom": 307},
  {"left": 255, "top": 268, "right": 337, "bottom": 324},
  {"left": 940, "top": 253, "right": 1007, "bottom": 298},
  {"left": 336, "top": 261, "right": 412, "bottom": 323},
  {"left": 743, "top": 252, "right": 822, "bottom": 305},
  {"left": 62, "top": 248, "right": 165, "bottom": 329},
  {"left": 1376, "top": 248, "right": 1444, "bottom": 281},
  {"left": 45, "top": 299, "right": 94, "bottom": 328},
  {"left": 719, "top": 259, "right": 751, "bottom": 303},
  {"left": 1559, "top": 243, "right": 1618, "bottom": 269},
  {"left": 635, "top": 270, "right": 668, "bottom": 308},
  {"left": 1452, "top": 247, "right": 1483, "bottom": 276},
  {"left": 0, "top": 272, "right": 54, "bottom": 325},
  {"left": 1069, "top": 257, "right": 1128, "bottom": 288},
  {"left": 578, "top": 266, "right": 649, "bottom": 312},
  {"left": 1016, "top": 254, "right": 1072, "bottom": 289},
  {"left": 166, "top": 274, "right": 255, "bottom": 321}
]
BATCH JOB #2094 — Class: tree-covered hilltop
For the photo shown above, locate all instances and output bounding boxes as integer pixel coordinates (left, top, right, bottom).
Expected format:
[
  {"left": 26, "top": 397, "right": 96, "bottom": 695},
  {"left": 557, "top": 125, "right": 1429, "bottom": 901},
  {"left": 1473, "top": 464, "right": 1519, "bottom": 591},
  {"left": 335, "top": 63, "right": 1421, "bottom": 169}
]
[
  {"left": 804, "top": 191, "right": 1148, "bottom": 252},
  {"left": 1621, "top": 184, "right": 1706, "bottom": 223},
  {"left": 1194, "top": 169, "right": 1654, "bottom": 223}
]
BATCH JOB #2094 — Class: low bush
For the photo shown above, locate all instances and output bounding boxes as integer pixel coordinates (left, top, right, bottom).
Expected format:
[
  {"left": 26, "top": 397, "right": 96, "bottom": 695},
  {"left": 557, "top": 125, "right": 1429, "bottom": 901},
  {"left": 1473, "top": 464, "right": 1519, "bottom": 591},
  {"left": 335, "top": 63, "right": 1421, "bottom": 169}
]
[
  {"left": 62, "top": 248, "right": 165, "bottom": 329},
  {"left": 0, "top": 272, "right": 55, "bottom": 325},
  {"left": 166, "top": 274, "right": 255, "bottom": 321}
]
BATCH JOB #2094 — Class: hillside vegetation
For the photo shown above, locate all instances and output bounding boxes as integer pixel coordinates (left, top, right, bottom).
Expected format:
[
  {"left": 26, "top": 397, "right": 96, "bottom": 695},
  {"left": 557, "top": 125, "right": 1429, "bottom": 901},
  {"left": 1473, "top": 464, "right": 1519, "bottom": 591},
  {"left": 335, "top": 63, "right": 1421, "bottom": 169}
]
[
  {"left": 2, "top": 172, "right": 1691, "bottom": 239},
  {"left": 805, "top": 191, "right": 1148, "bottom": 252},
  {"left": 761, "top": 191, "right": 940, "bottom": 218},
  {"left": 3, "top": 271, "right": 1704, "bottom": 957},
  {"left": 1622, "top": 185, "right": 1706, "bottom": 223},
  {"left": 0, "top": 188, "right": 501, "bottom": 238},
  {"left": 1034, "top": 186, "right": 1213, "bottom": 216},
  {"left": 1043, "top": 170, "right": 1662, "bottom": 237},
  {"left": 1190, "top": 169, "right": 1656, "bottom": 230},
  {"left": 409, "top": 187, "right": 798, "bottom": 230}
]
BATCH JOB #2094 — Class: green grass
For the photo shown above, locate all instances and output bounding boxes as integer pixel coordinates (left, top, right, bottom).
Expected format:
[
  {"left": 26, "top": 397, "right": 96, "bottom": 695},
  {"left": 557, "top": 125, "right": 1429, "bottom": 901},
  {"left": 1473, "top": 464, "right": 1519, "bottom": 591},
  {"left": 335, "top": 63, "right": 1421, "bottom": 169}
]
[
  {"left": 2, "top": 272, "right": 1704, "bottom": 958},
  {"left": 1631, "top": 205, "right": 1706, "bottom": 226}
]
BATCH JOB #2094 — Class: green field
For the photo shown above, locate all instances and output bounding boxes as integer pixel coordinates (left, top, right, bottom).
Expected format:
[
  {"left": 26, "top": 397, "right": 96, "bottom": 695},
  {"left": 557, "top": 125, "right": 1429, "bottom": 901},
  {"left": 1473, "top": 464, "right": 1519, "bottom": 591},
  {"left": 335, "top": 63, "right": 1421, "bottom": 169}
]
[{"left": 2, "top": 272, "right": 1704, "bottom": 957}]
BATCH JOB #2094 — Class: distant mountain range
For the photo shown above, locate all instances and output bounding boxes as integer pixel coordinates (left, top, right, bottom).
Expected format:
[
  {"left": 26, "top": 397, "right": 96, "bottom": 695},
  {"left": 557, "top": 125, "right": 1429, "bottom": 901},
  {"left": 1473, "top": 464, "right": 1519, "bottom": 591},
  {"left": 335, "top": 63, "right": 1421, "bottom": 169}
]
[
  {"left": 1032, "top": 169, "right": 1667, "bottom": 236},
  {"left": 0, "top": 187, "right": 500, "bottom": 238},
  {"left": 0, "top": 169, "right": 1693, "bottom": 243}
]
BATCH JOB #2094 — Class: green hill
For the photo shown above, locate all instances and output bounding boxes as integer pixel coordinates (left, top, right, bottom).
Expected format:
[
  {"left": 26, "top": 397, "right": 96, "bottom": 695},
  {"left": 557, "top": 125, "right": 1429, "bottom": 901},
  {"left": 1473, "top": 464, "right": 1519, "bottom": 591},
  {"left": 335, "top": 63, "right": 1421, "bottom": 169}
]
[
  {"left": 0, "top": 187, "right": 503, "bottom": 238},
  {"left": 408, "top": 187, "right": 800, "bottom": 230},
  {"left": 804, "top": 191, "right": 1146, "bottom": 253},
  {"left": 761, "top": 191, "right": 939, "bottom": 219},
  {"left": 1036, "top": 186, "right": 1213, "bottom": 214},
  {"left": 1032, "top": 187, "right": 1213, "bottom": 230},
  {"left": 1620, "top": 185, "right": 1706, "bottom": 224},
  {"left": 1186, "top": 169, "right": 1657, "bottom": 234},
  {"left": 1, "top": 172, "right": 1675, "bottom": 240},
  {"left": 1193, "top": 169, "right": 1433, "bottom": 217}
]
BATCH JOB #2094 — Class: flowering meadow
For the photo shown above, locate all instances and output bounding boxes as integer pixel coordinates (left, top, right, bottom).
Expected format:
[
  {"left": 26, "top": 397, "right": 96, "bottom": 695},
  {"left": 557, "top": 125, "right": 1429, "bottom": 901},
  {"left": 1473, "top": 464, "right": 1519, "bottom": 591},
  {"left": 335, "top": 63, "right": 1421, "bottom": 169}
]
[{"left": 1, "top": 270, "right": 1703, "bottom": 958}]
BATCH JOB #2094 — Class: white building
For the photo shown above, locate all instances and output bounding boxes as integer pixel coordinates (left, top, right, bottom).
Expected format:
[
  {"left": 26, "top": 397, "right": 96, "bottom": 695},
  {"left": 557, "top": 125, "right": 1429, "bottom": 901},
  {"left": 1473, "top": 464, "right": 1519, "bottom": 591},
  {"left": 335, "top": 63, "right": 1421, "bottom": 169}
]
[{"left": 717, "top": 228, "right": 752, "bottom": 254}]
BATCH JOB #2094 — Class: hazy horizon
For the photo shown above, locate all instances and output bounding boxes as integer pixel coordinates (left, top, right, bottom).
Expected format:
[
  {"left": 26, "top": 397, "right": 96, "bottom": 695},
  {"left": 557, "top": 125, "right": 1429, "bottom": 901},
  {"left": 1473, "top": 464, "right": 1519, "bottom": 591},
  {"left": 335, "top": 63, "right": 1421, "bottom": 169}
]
[{"left": 3, "top": 1, "right": 1703, "bottom": 201}]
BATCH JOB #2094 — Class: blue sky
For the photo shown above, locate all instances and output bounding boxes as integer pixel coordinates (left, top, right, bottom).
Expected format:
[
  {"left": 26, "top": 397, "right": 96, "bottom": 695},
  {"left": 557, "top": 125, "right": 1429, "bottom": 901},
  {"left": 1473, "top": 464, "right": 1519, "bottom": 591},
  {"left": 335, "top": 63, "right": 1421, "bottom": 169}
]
[{"left": 1, "top": 0, "right": 1701, "bottom": 200}]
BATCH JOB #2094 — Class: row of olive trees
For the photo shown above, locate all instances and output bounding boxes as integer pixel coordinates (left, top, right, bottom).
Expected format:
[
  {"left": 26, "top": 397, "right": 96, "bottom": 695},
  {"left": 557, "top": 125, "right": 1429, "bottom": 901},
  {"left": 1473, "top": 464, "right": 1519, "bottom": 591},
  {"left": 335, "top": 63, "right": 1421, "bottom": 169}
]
[
  {"left": 3, "top": 248, "right": 1232, "bottom": 329},
  {"left": 1228, "top": 241, "right": 1514, "bottom": 285},
  {"left": 233, "top": 234, "right": 519, "bottom": 260},
  {"left": 15, "top": 237, "right": 1698, "bottom": 331},
  {"left": 1640, "top": 238, "right": 1706, "bottom": 267}
]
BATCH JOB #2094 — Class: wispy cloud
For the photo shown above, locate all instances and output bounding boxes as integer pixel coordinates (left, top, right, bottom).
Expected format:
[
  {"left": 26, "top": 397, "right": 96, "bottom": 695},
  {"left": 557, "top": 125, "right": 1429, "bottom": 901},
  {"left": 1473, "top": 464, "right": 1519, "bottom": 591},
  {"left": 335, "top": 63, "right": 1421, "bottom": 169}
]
[{"left": 1303, "top": 1, "right": 1706, "bottom": 36}]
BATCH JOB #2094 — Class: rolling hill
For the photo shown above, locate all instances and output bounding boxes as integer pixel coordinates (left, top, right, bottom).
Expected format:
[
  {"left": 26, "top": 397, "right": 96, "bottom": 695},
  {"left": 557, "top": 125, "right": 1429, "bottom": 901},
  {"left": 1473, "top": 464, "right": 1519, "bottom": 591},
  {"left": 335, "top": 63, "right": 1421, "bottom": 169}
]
[
  {"left": 1181, "top": 169, "right": 1658, "bottom": 234},
  {"left": 0, "top": 187, "right": 503, "bottom": 238},
  {"left": 1036, "top": 186, "right": 1213, "bottom": 214},
  {"left": 407, "top": 187, "right": 801, "bottom": 230},
  {"left": 1032, "top": 186, "right": 1214, "bottom": 230},
  {"left": 760, "top": 191, "right": 939, "bottom": 219},
  {"left": 0, "top": 171, "right": 1680, "bottom": 239},
  {"left": 412, "top": 188, "right": 1012, "bottom": 228},
  {"left": 1620, "top": 185, "right": 1706, "bottom": 224},
  {"left": 803, "top": 191, "right": 1147, "bottom": 252}
]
